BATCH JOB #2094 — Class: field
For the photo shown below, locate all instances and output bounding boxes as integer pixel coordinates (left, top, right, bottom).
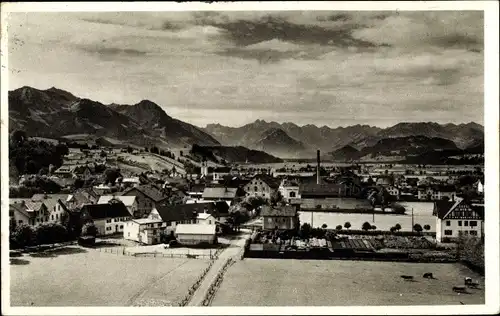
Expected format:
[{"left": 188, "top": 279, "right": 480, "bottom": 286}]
[
  {"left": 117, "top": 153, "right": 186, "bottom": 173},
  {"left": 10, "top": 246, "right": 210, "bottom": 306},
  {"left": 211, "top": 259, "right": 484, "bottom": 306},
  {"left": 300, "top": 202, "right": 435, "bottom": 232}
]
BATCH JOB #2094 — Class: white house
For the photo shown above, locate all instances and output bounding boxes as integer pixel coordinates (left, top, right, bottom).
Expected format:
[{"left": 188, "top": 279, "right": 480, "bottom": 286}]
[
  {"left": 175, "top": 224, "right": 217, "bottom": 246},
  {"left": 197, "top": 211, "right": 216, "bottom": 225},
  {"left": 278, "top": 178, "right": 300, "bottom": 203},
  {"left": 433, "top": 198, "right": 484, "bottom": 242},
  {"left": 243, "top": 174, "right": 279, "bottom": 200},
  {"left": 123, "top": 218, "right": 165, "bottom": 245},
  {"left": 80, "top": 203, "right": 132, "bottom": 236},
  {"left": 97, "top": 195, "right": 138, "bottom": 216}
]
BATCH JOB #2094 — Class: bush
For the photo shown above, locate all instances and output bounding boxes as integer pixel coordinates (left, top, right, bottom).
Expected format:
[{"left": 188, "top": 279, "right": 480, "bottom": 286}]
[
  {"left": 35, "top": 223, "right": 68, "bottom": 245},
  {"left": 362, "top": 222, "right": 372, "bottom": 231},
  {"left": 81, "top": 223, "right": 98, "bottom": 237},
  {"left": 344, "top": 222, "right": 351, "bottom": 229},
  {"left": 394, "top": 223, "right": 402, "bottom": 231},
  {"left": 371, "top": 225, "right": 377, "bottom": 230},
  {"left": 424, "top": 224, "right": 431, "bottom": 231},
  {"left": 413, "top": 224, "right": 423, "bottom": 234},
  {"left": 335, "top": 225, "right": 342, "bottom": 230},
  {"left": 12, "top": 224, "right": 36, "bottom": 248}
]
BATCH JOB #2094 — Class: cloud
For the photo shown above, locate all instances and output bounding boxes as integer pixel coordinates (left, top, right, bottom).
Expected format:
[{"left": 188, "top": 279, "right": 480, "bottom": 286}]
[{"left": 7, "top": 11, "right": 484, "bottom": 128}]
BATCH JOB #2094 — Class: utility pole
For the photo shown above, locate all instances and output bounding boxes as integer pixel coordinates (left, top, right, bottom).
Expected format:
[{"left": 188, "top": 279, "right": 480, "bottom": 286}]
[
  {"left": 311, "top": 211, "right": 314, "bottom": 228},
  {"left": 411, "top": 208, "right": 414, "bottom": 232}
]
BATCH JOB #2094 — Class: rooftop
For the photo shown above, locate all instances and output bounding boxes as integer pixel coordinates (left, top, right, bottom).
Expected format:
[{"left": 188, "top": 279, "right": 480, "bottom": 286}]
[
  {"left": 175, "top": 224, "right": 217, "bottom": 235},
  {"left": 261, "top": 205, "right": 297, "bottom": 217}
]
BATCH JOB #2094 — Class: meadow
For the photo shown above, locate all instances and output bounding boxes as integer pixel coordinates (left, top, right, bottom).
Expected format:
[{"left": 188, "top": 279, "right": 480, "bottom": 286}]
[
  {"left": 211, "top": 259, "right": 484, "bottom": 306},
  {"left": 10, "top": 246, "right": 210, "bottom": 306}
]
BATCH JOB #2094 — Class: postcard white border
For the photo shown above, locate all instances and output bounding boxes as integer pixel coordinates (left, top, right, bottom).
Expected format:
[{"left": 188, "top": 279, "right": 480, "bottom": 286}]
[{"left": 1, "top": 1, "right": 498, "bottom": 315}]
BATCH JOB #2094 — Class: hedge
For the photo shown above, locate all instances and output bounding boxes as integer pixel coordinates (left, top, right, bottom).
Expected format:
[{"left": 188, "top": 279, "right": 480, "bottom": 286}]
[{"left": 327, "top": 229, "right": 435, "bottom": 237}]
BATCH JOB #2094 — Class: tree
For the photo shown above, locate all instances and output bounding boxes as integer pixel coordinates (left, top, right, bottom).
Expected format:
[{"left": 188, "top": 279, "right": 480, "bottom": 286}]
[
  {"left": 390, "top": 226, "right": 397, "bottom": 233},
  {"left": 335, "top": 225, "right": 342, "bottom": 230},
  {"left": 104, "top": 168, "right": 122, "bottom": 185},
  {"left": 35, "top": 223, "right": 68, "bottom": 245},
  {"left": 12, "top": 224, "right": 36, "bottom": 248},
  {"left": 362, "top": 222, "right": 372, "bottom": 231},
  {"left": 413, "top": 224, "right": 423, "bottom": 234},
  {"left": 100, "top": 150, "right": 107, "bottom": 158},
  {"left": 270, "top": 190, "right": 283, "bottom": 206},
  {"left": 11, "top": 130, "right": 27, "bottom": 145},
  {"left": 424, "top": 224, "right": 431, "bottom": 231},
  {"left": 394, "top": 223, "right": 402, "bottom": 231},
  {"left": 371, "top": 225, "right": 377, "bottom": 230},
  {"left": 300, "top": 223, "right": 312, "bottom": 239},
  {"left": 321, "top": 223, "right": 328, "bottom": 229},
  {"left": 344, "top": 222, "right": 351, "bottom": 230},
  {"left": 81, "top": 222, "right": 98, "bottom": 237}
]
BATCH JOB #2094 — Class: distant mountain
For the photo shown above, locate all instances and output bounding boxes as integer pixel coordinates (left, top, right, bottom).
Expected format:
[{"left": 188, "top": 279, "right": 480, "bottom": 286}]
[
  {"left": 331, "top": 145, "right": 360, "bottom": 161},
  {"left": 190, "top": 145, "right": 282, "bottom": 164},
  {"left": 8, "top": 86, "right": 219, "bottom": 148},
  {"left": 203, "top": 120, "right": 381, "bottom": 156},
  {"left": 350, "top": 122, "right": 483, "bottom": 150},
  {"left": 252, "top": 128, "right": 308, "bottom": 158},
  {"left": 204, "top": 120, "right": 484, "bottom": 158},
  {"left": 110, "top": 100, "right": 219, "bottom": 147}
]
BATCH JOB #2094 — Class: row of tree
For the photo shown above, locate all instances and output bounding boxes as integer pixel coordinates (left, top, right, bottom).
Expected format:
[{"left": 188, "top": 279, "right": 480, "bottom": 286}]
[{"left": 9, "top": 220, "right": 98, "bottom": 249}]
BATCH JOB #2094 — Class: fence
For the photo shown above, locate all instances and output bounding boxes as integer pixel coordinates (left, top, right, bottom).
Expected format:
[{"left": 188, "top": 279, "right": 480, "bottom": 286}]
[
  {"left": 178, "top": 259, "right": 216, "bottom": 306},
  {"left": 94, "top": 247, "right": 217, "bottom": 259},
  {"left": 202, "top": 258, "right": 235, "bottom": 306}
]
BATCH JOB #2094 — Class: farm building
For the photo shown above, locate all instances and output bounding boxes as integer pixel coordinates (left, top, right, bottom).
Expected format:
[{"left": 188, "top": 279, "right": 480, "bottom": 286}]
[
  {"left": 97, "top": 195, "right": 138, "bottom": 216},
  {"left": 80, "top": 203, "right": 132, "bottom": 236},
  {"left": 175, "top": 224, "right": 217, "bottom": 246},
  {"left": 433, "top": 198, "right": 484, "bottom": 242},
  {"left": 243, "top": 174, "right": 279, "bottom": 200},
  {"left": 123, "top": 218, "right": 165, "bottom": 245},
  {"left": 261, "top": 205, "right": 299, "bottom": 231},
  {"left": 120, "top": 184, "right": 170, "bottom": 217},
  {"left": 202, "top": 187, "right": 238, "bottom": 205}
]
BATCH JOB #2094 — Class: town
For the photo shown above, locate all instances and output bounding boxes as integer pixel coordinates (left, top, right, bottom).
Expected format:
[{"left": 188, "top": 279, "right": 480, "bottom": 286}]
[{"left": 9, "top": 132, "right": 486, "bottom": 306}]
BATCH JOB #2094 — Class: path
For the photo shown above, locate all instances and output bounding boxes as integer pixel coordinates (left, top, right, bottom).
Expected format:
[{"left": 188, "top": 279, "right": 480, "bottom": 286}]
[{"left": 187, "top": 229, "right": 250, "bottom": 306}]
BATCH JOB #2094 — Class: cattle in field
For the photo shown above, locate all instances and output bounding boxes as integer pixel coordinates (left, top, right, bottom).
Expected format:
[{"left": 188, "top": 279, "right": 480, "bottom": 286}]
[
  {"left": 400, "top": 275, "right": 414, "bottom": 281},
  {"left": 423, "top": 273, "right": 434, "bottom": 279},
  {"left": 452, "top": 286, "right": 467, "bottom": 293}
]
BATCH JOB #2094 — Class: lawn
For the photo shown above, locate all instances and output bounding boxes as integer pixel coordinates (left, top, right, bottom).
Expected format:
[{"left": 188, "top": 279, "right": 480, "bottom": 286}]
[
  {"left": 211, "top": 259, "right": 485, "bottom": 306},
  {"left": 10, "top": 246, "right": 210, "bottom": 306}
]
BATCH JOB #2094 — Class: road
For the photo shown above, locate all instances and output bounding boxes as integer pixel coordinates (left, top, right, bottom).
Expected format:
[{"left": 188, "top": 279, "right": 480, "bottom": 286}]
[{"left": 187, "top": 229, "right": 251, "bottom": 306}]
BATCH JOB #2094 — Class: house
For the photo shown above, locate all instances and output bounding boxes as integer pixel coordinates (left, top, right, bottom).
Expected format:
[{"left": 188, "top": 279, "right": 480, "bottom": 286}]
[
  {"left": 243, "top": 174, "right": 279, "bottom": 200},
  {"left": 123, "top": 218, "right": 165, "bottom": 245},
  {"left": 433, "top": 198, "right": 484, "bottom": 242},
  {"left": 9, "top": 202, "right": 32, "bottom": 227},
  {"left": 202, "top": 187, "right": 238, "bottom": 205},
  {"left": 10, "top": 198, "right": 67, "bottom": 226},
  {"left": 121, "top": 184, "right": 170, "bottom": 217},
  {"left": 31, "top": 194, "right": 69, "bottom": 223},
  {"left": 418, "top": 185, "right": 457, "bottom": 201},
  {"left": 66, "top": 188, "right": 98, "bottom": 210},
  {"left": 300, "top": 182, "right": 357, "bottom": 199},
  {"left": 54, "top": 164, "right": 92, "bottom": 179},
  {"left": 261, "top": 205, "right": 299, "bottom": 231},
  {"left": 97, "top": 195, "right": 138, "bottom": 216},
  {"left": 80, "top": 203, "right": 132, "bottom": 236},
  {"left": 279, "top": 178, "right": 300, "bottom": 203},
  {"left": 211, "top": 167, "right": 231, "bottom": 182},
  {"left": 93, "top": 184, "right": 113, "bottom": 195},
  {"left": 375, "top": 176, "right": 394, "bottom": 187},
  {"left": 175, "top": 224, "right": 217, "bottom": 246},
  {"left": 186, "top": 183, "right": 206, "bottom": 204},
  {"left": 116, "top": 177, "right": 140, "bottom": 189},
  {"left": 197, "top": 211, "right": 216, "bottom": 225}
]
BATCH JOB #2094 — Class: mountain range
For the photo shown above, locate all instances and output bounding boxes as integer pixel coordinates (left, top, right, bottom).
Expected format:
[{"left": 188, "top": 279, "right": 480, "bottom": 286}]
[
  {"left": 8, "top": 86, "right": 220, "bottom": 148},
  {"left": 203, "top": 119, "right": 484, "bottom": 159},
  {"left": 9, "top": 86, "right": 484, "bottom": 162}
]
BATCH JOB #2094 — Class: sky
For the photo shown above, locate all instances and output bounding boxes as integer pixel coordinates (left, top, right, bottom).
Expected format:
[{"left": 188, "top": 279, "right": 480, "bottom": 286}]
[{"left": 7, "top": 10, "right": 484, "bottom": 128}]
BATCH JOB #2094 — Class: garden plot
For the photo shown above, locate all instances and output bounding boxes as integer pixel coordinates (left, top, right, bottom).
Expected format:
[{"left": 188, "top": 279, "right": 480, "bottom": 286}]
[
  {"left": 211, "top": 259, "right": 484, "bottom": 306},
  {"left": 10, "top": 247, "right": 210, "bottom": 306}
]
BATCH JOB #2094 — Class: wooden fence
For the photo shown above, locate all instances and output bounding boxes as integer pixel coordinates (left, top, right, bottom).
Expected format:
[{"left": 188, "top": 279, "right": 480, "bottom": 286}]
[
  {"left": 95, "top": 247, "right": 217, "bottom": 259},
  {"left": 202, "top": 258, "right": 235, "bottom": 306}
]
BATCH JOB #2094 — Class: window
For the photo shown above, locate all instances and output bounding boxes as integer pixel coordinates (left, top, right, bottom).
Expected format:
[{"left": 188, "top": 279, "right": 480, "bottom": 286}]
[
  {"left": 46, "top": 216, "right": 49, "bottom": 222},
  {"left": 106, "top": 227, "right": 111, "bottom": 231},
  {"left": 18, "top": 220, "right": 23, "bottom": 224},
  {"left": 444, "top": 230, "right": 453, "bottom": 236},
  {"left": 106, "top": 219, "right": 112, "bottom": 223},
  {"left": 254, "top": 186, "right": 258, "bottom": 192},
  {"left": 56, "top": 214, "right": 59, "bottom": 220},
  {"left": 470, "top": 221, "right": 478, "bottom": 227},
  {"left": 458, "top": 221, "right": 462, "bottom": 226},
  {"left": 128, "top": 232, "right": 130, "bottom": 237},
  {"left": 51, "top": 215, "right": 54, "bottom": 220},
  {"left": 209, "top": 220, "right": 212, "bottom": 224},
  {"left": 446, "top": 221, "right": 451, "bottom": 226},
  {"left": 464, "top": 221, "right": 469, "bottom": 226},
  {"left": 153, "top": 229, "right": 157, "bottom": 235},
  {"left": 289, "top": 192, "right": 296, "bottom": 198},
  {"left": 470, "top": 231, "right": 478, "bottom": 236},
  {"left": 464, "top": 231, "right": 469, "bottom": 235},
  {"left": 120, "top": 225, "right": 123, "bottom": 229}
]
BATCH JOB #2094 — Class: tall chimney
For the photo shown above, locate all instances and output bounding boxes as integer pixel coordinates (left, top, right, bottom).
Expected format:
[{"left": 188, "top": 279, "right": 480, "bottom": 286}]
[{"left": 316, "top": 149, "right": 321, "bottom": 185}]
